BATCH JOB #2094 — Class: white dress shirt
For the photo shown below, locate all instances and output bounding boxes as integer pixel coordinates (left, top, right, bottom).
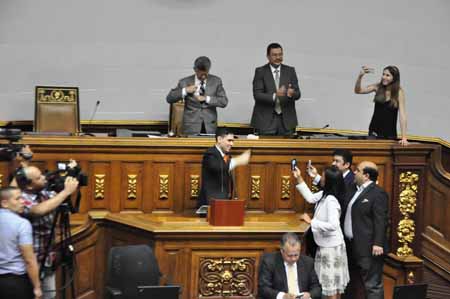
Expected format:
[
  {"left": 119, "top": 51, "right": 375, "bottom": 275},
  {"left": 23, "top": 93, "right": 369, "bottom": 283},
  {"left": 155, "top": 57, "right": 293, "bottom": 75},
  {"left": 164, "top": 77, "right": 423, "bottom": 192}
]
[
  {"left": 182, "top": 76, "right": 211, "bottom": 103},
  {"left": 270, "top": 64, "right": 281, "bottom": 101},
  {"left": 343, "top": 180, "right": 373, "bottom": 239},
  {"left": 276, "top": 261, "right": 300, "bottom": 299}
]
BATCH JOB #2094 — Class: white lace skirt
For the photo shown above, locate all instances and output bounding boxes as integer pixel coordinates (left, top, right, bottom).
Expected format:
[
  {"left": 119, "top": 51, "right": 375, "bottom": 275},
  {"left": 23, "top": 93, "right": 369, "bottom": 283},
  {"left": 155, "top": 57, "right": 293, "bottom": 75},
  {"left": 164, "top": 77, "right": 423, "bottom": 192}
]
[{"left": 314, "top": 243, "right": 350, "bottom": 296}]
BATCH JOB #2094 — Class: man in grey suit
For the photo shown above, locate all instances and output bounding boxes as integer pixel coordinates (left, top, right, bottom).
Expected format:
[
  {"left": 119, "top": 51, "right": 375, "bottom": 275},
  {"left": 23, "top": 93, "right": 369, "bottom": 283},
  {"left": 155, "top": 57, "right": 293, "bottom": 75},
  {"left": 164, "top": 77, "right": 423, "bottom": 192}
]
[
  {"left": 251, "top": 43, "right": 301, "bottom": 135},
  {"left": 166, "top": 56, "right": 228, "bottom": 135}
]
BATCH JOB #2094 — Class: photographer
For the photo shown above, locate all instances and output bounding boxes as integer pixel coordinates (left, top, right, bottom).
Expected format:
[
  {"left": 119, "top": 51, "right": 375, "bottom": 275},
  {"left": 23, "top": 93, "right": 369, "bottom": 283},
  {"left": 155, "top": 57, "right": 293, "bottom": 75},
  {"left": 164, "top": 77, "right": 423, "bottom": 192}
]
[
  {"left": 16, "top": 164, "right": 79, "bottom": 299},
  {"left": 9, "top": 145, "right": 34, "bottom": 187}
]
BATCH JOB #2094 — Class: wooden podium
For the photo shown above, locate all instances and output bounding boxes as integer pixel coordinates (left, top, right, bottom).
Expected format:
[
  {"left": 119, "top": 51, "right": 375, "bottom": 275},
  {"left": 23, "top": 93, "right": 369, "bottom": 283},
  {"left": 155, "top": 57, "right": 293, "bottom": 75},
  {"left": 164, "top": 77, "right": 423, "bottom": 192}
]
[{"left": 208, "top": 199, "right": 245, "bottom": 226}]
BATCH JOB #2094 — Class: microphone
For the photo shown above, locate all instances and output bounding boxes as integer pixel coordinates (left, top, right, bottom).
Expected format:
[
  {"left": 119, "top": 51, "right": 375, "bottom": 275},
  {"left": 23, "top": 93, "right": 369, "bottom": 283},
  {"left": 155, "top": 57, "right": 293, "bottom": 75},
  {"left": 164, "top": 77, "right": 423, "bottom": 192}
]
[
  {"left": 321, "top": 124, "right": 330, "bottom": 129},
  {"left": 88, "top": 100, "right": 101, "bottom": 125},
  {"left": 81, "top": 100, "right": 101, "bottom": 136}
]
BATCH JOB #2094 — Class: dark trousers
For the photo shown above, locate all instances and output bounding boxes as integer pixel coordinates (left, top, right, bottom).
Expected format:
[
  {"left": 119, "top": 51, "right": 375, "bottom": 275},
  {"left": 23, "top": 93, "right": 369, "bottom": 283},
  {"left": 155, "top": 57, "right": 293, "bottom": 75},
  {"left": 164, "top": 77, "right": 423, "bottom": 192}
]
[
  {"left": 258, "top": 112, "right": 294, "bottom": 136},
  {"left": 343, "top": 239, "right": 384, "bottom": 299},
  {"left": 0, "top": 273, "right": 34, "bottom": 299}
]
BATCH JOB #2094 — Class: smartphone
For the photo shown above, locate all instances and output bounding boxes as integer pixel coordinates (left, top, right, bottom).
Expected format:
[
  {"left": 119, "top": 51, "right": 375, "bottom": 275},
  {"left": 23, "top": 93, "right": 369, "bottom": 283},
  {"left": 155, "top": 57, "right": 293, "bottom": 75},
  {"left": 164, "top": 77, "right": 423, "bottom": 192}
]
[{"left": 291, "top": 159, "right": 297, "bottom": 171}]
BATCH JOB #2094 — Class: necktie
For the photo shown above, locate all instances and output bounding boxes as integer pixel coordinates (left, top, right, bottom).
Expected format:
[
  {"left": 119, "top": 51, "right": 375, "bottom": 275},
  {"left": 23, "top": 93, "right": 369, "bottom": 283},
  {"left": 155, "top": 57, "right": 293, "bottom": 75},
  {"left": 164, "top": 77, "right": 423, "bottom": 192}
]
[
  {"left": 287, "top": 264, "right": 297, "bottom": 295},
  {"left": 274, "top": 69, "right": 282, "bottom": 114},
  {"left": 223, "top": 154, "right": 230, "bottom": 164},
  {"left": 199, "top": 80, "right": 205, "bottom": 96}
]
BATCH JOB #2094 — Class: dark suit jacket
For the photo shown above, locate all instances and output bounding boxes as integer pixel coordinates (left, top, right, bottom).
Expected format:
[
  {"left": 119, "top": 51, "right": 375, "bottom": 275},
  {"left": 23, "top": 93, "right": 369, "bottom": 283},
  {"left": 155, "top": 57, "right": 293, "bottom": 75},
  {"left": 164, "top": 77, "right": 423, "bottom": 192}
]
[
  {"left": 166, "top": 74, "right": 228, "bottom": 135},
  {"left": 251, "top": 63, "right": 301, "bottom": 132},
  {"left": 342, "top": 182, "right": 389, "bottom": 258},
  {"left": 258, "top": 252, "right": 321, "bottom": 299},
  {"left": 198, "top": 146, "right": 232, "bottom": 206}
]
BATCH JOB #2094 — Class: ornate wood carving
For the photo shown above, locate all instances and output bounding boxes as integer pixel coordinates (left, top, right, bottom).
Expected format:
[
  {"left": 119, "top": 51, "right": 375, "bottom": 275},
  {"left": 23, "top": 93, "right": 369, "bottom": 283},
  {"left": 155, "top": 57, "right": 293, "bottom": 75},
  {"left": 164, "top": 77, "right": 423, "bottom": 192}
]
[
  {"left": 281, "top": 176, "right": 290, "bottom": 200},
  {"left": 397, "top": 171, "right": 419, "bottom": 256},
  {"left": 37, "top": 87, "right": 77, "bottom": 103},
  {"left": 159, "top": 174, "right": 169, "bottom": 200},
  {"left": 250, "top": 176, "right": 261, "bottom": 200},
  {"left": 127, "top": 174, "right": 137, "bottom": 200},
  {"left": 0, "top": 174, "right": 3, "bottom": 186},
  {"left": 190, "top": 175, "right": 200, "bottom": 199},
  {"left": 94, "top": 174, "right": 105, "bottom": 200},
  {"left": 198, "top": 257, "right": 255, "bottom": 297}
]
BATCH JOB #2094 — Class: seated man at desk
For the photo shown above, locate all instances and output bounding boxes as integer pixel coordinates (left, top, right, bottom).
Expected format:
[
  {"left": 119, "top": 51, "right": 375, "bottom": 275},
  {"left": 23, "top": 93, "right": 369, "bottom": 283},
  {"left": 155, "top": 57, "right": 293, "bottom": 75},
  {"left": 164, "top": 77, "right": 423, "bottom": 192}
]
[
  {"left": 166, "top": 56, "right": 228, "bottom": 135},
  {"left": 198, "top": 128, "right": 250, "bottom": 207},
  {"left": 258, "top": 232, "right": 321, "bottom": 299}
]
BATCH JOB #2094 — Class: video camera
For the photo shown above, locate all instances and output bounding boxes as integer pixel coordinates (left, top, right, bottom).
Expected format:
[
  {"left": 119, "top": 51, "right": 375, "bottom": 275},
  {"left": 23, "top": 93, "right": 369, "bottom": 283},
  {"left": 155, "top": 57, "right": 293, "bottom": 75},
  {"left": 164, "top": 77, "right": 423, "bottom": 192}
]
[
  {"left": 0, "top": 128, "right": 27, "bottom": 161},
  {"left": 46, "top": 162, "right": 88, "bottom": 193}
]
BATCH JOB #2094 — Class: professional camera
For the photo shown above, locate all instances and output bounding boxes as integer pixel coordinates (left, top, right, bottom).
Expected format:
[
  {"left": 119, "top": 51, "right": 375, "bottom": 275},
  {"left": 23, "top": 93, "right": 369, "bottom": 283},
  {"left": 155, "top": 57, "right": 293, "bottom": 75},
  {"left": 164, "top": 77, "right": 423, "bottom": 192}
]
[
  {"left": 46, "top": 162, "right": 88, "bottom": 193},
  {"left": 0, "top": 128, "right": 25, "bottom": 161}
]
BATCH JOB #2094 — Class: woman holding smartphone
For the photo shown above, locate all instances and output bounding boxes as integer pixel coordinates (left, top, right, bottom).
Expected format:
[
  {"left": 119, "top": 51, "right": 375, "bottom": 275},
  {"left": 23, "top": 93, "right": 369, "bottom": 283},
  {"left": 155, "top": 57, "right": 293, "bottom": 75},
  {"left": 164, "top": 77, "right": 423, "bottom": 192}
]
[
  {"left": 293, "top": 165, "right": 349, "bottom": 299},
  {"left": 354, "top": 65, "right": 408, "bottom": 145}
]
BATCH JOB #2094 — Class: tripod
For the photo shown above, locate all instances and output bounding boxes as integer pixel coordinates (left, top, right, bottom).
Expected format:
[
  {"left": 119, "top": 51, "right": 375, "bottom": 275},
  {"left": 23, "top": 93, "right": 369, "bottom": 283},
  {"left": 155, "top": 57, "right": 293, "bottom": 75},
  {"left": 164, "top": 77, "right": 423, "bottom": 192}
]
[{"left": 40, "top": 202, "right": 77, "bottom": 299}]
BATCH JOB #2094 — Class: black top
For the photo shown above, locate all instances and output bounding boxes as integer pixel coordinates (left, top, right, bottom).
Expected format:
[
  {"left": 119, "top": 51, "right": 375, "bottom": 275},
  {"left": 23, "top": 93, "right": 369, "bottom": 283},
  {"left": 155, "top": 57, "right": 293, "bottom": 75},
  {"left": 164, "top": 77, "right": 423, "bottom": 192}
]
[{"left": 368, "top": 91, "right": 398, "bottom": 138}]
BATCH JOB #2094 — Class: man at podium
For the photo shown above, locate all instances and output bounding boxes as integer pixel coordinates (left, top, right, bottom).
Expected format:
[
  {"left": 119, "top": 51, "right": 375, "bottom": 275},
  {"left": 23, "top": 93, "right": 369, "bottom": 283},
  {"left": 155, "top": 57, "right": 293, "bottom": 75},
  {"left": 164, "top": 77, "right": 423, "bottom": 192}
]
[{"left": 198, "top": 128, "right": 250, "bottom": 207}]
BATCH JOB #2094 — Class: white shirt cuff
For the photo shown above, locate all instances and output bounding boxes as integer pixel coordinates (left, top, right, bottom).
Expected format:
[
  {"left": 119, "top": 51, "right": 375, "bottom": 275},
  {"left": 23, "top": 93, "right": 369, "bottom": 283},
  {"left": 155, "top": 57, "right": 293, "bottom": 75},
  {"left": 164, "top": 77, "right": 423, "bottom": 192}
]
[
  {"left": 205, "top": 96, "right": 211, "bottom": 103},
  {"left": 182, "top": 88, "right": 187, "bottom": 98},
  {"left": 229, "top": 158, "right": 236, "bottom": 171},
  {"left": 276, "top": 292, "right": 286, "bottom": 299}
]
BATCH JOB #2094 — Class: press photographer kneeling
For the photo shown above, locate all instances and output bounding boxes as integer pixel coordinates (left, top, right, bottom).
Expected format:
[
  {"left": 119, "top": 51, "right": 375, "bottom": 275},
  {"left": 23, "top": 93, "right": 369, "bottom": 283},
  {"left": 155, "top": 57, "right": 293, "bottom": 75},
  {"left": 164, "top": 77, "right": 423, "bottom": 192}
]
[{"left": 16, "top": 162, "right": 80, "bottom": 299}]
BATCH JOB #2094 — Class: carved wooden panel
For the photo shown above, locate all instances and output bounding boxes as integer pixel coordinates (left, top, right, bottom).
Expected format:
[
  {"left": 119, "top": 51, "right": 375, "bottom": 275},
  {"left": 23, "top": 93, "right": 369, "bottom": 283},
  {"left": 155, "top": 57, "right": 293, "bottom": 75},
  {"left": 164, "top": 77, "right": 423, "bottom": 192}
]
[
  {"left": 275, "top": 164, "right": 294, "bottom": 211},
  {"left": 121, "top": 162, "right": 143, "bottom": 211},
  {"left": 246, "top": 163, "right": 266, "bottom": 211},
  {"left": 88, "top": 162, "right": 111, "bottom": 209},
  {"left": 184, "top": 162, "right": 202, "bottom": 210},
  {"left": 153, "top": 162, "right": 175, "bottom": 211},
  {"left": 191, "top": 251, "right": 261, "bottom": 299}
]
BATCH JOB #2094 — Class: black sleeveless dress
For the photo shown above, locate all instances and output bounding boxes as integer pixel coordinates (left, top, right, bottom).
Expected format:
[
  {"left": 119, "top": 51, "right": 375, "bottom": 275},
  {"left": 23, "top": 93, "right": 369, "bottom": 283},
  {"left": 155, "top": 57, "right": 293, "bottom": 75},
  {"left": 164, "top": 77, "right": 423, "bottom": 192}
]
[{"left": 368, "top": 91, "right": 398, "bottom": 138}]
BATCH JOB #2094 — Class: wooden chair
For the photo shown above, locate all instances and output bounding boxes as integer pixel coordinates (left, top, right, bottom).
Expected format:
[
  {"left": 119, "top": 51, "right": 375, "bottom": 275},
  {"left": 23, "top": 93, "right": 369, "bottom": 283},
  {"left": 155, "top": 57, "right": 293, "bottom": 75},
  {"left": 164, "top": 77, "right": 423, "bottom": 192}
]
[
  {"left": 34, "top": 86, "right": 80, "bottom": 134},
  {"left": 168, "top": 100, "right": 184, "bottom": 136}
]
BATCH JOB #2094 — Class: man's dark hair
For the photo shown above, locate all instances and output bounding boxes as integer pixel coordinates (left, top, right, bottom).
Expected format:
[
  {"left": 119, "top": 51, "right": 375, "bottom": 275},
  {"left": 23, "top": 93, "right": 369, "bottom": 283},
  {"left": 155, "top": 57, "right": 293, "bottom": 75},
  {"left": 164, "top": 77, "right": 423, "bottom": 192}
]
[
  {"left": 194, "top": 56, "right": 211, "bottom": 72},
  {"left": 363, "top": 166, "right": 379, "bottom": 181},
  {"left": 215, "top": 127, "right": 234, "bottom": 141},
  {"left": 266, "top": 43, "right": 283, "bottom": 56},
  {"left": 280, "top": 232, "right": 300, "bottom": 247},
  {"left": 332, "top": 149, "right": 353, "bottom": 166}
]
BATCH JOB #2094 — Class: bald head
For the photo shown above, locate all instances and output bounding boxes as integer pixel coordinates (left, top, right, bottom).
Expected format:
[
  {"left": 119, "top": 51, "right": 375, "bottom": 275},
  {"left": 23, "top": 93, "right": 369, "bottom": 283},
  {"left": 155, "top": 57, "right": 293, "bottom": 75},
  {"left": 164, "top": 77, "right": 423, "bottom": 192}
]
[
  {"left": 354, "top": 161, "right": 379, "bottom": 186},
  {"left": 21, "top": 166, "right": 47, "bottom": 191}
]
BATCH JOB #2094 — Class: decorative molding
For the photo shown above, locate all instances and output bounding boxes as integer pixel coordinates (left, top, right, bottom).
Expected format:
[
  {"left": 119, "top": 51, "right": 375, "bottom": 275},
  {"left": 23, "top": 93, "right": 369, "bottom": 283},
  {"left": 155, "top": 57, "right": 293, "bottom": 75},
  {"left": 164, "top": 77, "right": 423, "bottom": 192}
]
[
  {"left": 94, "top": 174, "right": 105, "bottom": 200},
  {"left": 0, "top": 174, "right": 3, "bottom": 186},
  {"left": 198, "top": 257, "right": 255, "bottom": 297},
  {"left": 190, "top": 175, "right": 200, "bottom": 199},
  {"left": 36, "top": 87, "right": 77, "bottom": 104},
  {"left": 250, "top": 176, "right": 261, "bottom": 200},
  {"left": 127, "top": 174, "right": 137, "bottom": 200},
  {"left": 281, "top": 176, "right": 290, "bottom": 200},
  {"left": 396, "top": 171, "right": 419, "bottom": 257},
  {"left": 159, "top": 175, "right": 169, "bottom": 200}
]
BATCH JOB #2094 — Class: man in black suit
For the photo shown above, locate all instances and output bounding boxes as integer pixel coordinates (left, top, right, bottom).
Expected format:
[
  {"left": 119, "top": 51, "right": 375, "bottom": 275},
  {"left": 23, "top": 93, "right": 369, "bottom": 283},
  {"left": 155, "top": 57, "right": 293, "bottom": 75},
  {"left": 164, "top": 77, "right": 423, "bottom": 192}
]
[
  {"left": 258, "top": 232, "right": 321, "bottom": 299},
  {"left": 307, "top": 149, "right": 355, "bottom": 191},
  {"left": 198, "top": 128, "right": 250, "bottom": 206},
  {"left": 251, "top": 43, "right": 301, "bottom": 136},
  {"left": 342, "top": 161, "right": 389, "bottom": 299}
]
